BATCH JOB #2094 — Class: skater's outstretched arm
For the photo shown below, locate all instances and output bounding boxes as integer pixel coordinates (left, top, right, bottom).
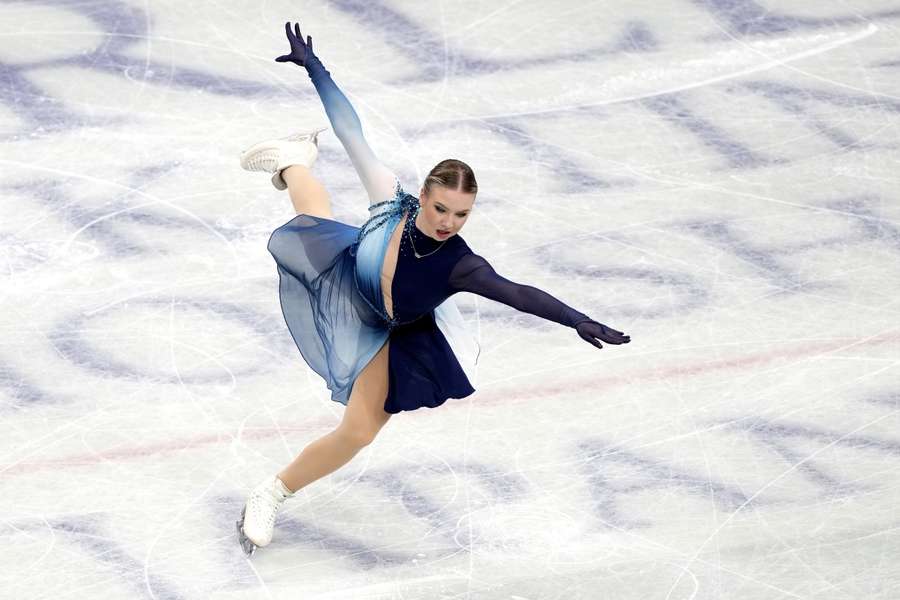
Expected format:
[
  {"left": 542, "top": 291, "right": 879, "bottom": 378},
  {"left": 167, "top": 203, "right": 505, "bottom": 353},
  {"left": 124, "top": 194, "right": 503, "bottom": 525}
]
[
  {"left": 276, "top": 22, "right": 399, "bottom": 207},
  {"left": 448, "top": 253, "right": 631, "bottom": 349}
]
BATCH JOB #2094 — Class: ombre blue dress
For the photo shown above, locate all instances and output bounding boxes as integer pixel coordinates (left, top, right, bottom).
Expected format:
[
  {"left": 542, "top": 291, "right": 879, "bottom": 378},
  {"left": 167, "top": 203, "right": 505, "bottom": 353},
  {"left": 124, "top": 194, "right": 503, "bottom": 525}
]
[{"left": 267, "top": 51, "right": 595, "bottom": 414}]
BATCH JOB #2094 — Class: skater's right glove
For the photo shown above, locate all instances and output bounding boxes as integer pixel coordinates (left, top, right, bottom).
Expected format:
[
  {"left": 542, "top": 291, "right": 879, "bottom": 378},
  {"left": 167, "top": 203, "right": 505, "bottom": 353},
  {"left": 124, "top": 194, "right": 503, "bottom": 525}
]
[
  {"left": 575, "top": 320, "right": 630, "bottom": 350},
  {"left": 275, "top": 21, "right": 317, "bottom": 67}
]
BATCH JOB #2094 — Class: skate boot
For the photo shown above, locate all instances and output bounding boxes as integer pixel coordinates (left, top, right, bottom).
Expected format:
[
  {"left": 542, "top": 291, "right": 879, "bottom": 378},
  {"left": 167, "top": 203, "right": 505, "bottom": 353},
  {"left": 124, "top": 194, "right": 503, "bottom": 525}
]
[
  {"left": 239, "top": 126, "right": 328, "bottom": 191},
  {"left": 235, "top": 474, "right": 295, "bottom": 556}
]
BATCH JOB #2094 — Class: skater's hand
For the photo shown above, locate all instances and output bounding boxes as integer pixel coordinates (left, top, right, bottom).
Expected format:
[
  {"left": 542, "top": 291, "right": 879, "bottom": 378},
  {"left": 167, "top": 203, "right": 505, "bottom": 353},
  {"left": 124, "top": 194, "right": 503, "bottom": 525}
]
[
  {"left": 576, "top": 320, "right": 630, "bottom": 349},
  {"left": 275, "top": 21, "right": 316, "bottom": 67}
]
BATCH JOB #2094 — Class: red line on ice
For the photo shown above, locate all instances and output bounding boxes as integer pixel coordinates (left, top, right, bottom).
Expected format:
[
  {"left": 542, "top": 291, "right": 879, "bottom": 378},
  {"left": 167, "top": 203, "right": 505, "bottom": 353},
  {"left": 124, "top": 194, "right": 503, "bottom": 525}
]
[{"left": 2, "top": 331, "right": 897, "bottom": 477}]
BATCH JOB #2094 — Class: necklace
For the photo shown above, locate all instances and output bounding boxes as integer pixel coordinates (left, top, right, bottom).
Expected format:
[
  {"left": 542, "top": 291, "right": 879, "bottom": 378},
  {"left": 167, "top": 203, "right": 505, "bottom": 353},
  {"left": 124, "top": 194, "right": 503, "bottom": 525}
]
[{"left": 407, "top": 208, "right": 447, "bottom": 259}]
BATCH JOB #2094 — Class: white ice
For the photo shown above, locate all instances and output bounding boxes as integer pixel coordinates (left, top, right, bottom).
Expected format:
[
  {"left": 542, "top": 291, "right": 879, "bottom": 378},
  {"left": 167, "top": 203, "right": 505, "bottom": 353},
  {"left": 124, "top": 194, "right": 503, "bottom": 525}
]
[{"left": 2, "top": 1, "right": 899, "bottom": 598}]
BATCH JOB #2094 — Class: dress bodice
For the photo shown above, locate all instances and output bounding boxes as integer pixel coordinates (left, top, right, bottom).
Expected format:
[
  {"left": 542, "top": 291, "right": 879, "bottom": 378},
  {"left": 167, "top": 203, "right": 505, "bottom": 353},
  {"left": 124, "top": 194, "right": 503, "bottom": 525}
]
[
  {"left": 391, "top": 211, "right": 469, "bottom": 324},
  {"left": 350, "top": 184, "right": 469, "bottom": 330}
]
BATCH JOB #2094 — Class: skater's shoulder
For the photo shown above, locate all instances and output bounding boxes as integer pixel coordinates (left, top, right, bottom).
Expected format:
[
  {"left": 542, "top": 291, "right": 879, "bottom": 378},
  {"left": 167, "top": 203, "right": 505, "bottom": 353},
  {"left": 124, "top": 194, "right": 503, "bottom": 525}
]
[
  {"left": 449, "top": 230, "right": 472, "bottom": 248},
  {"left": 448, "top": 232, "right": 474, "bottom": 257},
  {"left": 447, "top": 239, "right": 491, "bottom": 274}
]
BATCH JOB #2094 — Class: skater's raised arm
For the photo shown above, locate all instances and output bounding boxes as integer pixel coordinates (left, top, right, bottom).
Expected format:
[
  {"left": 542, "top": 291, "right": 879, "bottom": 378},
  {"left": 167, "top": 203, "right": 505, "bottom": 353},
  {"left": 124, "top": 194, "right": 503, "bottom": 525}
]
[
  {"left": 448, "top": 253, "right": 631, "bottom": 349},
  {"left": 275, "top": 22, "right": 399, "bottom": 206}
]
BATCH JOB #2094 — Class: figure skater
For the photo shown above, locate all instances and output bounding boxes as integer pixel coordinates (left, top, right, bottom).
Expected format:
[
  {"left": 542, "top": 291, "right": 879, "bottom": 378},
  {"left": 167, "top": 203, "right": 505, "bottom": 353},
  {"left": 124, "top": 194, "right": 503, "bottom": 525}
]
[{"left": 235, "top": 22, "right": 631, "bottom": 556}]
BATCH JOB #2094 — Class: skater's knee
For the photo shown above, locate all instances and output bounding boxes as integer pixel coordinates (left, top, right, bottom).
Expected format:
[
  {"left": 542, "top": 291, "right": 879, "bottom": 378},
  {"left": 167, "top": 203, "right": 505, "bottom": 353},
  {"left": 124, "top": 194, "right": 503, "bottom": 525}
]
[{"left": 334, "top": 423, "right": 379, "bottom": 448}]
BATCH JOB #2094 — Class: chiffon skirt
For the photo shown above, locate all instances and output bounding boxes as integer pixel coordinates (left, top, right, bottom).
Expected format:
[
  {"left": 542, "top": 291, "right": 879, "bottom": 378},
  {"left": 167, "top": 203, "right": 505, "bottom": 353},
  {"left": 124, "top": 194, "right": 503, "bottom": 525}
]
[
  {"left": 267, "top": 214, "right": 387, "bottom": 406},
  {"left": 267, "top": 213, "right": 480, "bottom": 411}
]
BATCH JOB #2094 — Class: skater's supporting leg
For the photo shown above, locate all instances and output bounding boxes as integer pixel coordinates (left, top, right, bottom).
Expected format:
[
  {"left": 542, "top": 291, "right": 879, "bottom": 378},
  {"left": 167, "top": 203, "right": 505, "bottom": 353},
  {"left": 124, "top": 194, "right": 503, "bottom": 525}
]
[
  {"left": 275, "top": 428, "right": 365, "bottom": 492},
  {"left": 282, "top": 164, "right": 333, "bottom": 219},
  {"left": 277, "top": 339, "right": 393, "bottom": 491}
]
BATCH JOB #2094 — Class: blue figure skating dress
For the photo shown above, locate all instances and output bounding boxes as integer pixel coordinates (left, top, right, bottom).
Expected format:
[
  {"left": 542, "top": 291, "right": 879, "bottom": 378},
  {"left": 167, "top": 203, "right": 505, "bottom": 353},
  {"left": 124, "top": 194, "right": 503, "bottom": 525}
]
[{"left": 267, "top": 51, "right": 595, "bottom": 414}]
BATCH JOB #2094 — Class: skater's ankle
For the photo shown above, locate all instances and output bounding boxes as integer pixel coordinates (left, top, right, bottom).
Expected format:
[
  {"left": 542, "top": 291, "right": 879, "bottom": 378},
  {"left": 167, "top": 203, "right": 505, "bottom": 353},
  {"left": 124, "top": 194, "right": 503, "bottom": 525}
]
[
  {"left": 275, "top": 475, "right": 297, "bottom": 496},
  {"left": 282, "top": 164, "right": 310, "bottom": 181}
]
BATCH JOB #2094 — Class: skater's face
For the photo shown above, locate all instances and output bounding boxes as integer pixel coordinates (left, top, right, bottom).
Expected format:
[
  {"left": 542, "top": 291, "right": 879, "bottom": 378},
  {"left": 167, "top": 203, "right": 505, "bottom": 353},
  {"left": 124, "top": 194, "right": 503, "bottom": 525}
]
[{"left": 416, "top": 185, "right": 475, "bottom": 240}]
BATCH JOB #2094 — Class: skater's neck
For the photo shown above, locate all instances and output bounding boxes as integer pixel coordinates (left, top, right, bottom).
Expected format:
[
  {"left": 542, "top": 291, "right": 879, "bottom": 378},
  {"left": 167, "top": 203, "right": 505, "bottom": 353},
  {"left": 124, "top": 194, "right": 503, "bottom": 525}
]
[{"left": 413, "top": 211, "right": 445, "bottom": 244}]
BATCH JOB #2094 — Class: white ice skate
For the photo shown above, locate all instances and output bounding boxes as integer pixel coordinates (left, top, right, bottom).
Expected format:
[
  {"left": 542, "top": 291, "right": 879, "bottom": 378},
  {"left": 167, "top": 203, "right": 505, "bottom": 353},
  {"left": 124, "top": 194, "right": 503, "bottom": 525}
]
[
  {"left": 239, "top": 126, "right": 328, "bottom": 191},
  {"left": 235, "top": 474, "right": 295, "bottom": 556}
]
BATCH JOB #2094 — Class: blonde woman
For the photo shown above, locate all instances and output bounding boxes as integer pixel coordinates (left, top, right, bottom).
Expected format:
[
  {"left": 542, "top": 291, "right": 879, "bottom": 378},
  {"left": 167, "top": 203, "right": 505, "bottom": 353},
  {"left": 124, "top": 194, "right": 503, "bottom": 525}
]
[{"left": 236, "top": 22, "right": 630, "bottom": 556}]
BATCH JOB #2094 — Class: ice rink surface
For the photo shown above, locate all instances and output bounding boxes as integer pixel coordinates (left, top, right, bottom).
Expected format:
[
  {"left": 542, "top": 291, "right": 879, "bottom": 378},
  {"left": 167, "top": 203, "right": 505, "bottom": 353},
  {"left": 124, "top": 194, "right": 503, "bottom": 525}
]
[{"left": 2, "top": 1, "right": 900, "bottom": 598}]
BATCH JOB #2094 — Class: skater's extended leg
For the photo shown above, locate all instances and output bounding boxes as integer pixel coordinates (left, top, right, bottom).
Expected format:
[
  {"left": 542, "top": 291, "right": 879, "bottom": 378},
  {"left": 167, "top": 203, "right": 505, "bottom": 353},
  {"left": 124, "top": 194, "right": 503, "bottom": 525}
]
[
  {"left": 282, "top": 164, "right": 333, "bottom": 219},
  {"left": 277, "top": 339, "right": 392, "bottom": 492}
]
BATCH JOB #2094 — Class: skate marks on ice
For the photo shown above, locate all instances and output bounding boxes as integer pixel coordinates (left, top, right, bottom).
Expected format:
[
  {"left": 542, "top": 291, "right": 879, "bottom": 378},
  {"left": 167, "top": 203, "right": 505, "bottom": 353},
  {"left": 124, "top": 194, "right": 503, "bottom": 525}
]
[
  {"left": 2, "top": 0, "right": 900, "bottom": 597},
  {"left": 6, "top": 398, "right": 899, "bottom": 595},
  {"left": 1, "top": 514, "right": 187, "bottom": 599}
]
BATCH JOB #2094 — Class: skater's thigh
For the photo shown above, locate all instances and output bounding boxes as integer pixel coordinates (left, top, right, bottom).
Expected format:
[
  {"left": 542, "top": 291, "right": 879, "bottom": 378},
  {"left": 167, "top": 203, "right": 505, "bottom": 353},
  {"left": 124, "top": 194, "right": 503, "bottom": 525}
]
[
  {"left": 282, "top": 165, "right": 334, "bottom": 220},
  {"left": 340, "top": 339, "right": 392, "bottom": 442}
]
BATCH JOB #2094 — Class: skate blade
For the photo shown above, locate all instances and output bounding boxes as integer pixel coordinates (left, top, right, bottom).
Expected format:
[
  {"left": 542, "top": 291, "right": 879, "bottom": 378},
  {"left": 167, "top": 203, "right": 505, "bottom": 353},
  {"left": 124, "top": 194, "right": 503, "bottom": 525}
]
[{"left": 235, "top": 506, "right": 257, "bottom": 557}]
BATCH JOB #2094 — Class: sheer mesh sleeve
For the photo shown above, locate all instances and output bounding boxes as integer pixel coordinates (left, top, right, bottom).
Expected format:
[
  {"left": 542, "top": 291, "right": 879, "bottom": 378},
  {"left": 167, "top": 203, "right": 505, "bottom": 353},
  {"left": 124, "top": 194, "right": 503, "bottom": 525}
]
[
  {"left": 449, "top": 253, "right": 593, "bottom": 328},
  {"left": 303, "top": 53, "right": 399, "bottom": 205}
]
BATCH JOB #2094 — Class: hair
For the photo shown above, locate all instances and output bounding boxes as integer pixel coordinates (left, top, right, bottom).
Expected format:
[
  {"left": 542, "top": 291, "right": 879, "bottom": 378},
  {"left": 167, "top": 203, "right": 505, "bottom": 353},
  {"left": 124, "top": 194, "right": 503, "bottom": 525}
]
[{"left": 423, "top": 159, "right": 478, "bottom": 197}]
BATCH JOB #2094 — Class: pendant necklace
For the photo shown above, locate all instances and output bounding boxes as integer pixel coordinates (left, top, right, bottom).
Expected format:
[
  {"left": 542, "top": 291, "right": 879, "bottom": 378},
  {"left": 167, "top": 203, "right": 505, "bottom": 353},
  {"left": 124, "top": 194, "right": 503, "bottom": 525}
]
[{"left": 407, "top": 208, "right": 446, "bottom": 259}]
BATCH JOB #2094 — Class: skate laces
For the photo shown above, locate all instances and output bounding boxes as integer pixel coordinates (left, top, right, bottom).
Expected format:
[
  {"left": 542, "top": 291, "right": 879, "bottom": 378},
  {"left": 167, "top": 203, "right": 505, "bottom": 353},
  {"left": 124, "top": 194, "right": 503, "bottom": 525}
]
[
  {"left": 248, "top": 496, "right": 279, "bottom": 528},
  {"left": 284, "top": 126, "right": 327, "bottom": 145},
  {"left": 248, "top": 485, "right": 285, "bottom": 528}
]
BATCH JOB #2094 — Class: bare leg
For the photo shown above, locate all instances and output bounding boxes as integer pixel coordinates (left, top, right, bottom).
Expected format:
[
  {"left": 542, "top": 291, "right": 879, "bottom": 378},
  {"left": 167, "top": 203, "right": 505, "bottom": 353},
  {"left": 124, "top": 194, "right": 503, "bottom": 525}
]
[
  {"left": 282, "top": 164, "right": 334, "bottom": 219},
  {"left": 277, "top": 339, "right": 393, "bottom": 492}
]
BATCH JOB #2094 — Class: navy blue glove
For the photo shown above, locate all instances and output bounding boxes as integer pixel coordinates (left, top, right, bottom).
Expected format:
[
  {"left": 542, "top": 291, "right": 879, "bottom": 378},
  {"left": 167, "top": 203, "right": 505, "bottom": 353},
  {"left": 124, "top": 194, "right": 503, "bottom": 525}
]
[
  {"left": 575, "top": 320, "right": 630, "bottom": 349},
  {"left": 275, "top": 21, "right": 315, "bottom": 66}
]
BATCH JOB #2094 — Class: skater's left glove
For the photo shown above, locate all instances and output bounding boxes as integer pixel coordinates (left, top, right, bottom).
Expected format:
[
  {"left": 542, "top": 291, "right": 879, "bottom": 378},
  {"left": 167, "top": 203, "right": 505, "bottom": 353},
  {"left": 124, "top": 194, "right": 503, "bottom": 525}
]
[
  {"left": 275, "top": 21, "right": 317, "bottom": 67},
  {"left": 575, "top": 320, "right": 630, "bottom": 349}
]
